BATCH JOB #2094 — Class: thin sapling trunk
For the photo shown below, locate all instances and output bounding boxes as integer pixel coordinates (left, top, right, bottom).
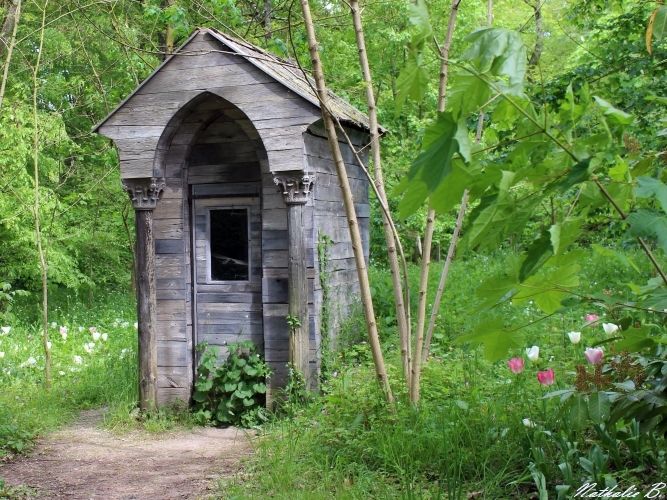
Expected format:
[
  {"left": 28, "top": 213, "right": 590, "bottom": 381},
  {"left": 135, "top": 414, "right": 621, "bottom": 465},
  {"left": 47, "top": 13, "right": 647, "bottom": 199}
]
[
  {"left": 349, "top": 0, "right": 411, "bottom": 386},
  {"left": 299, "top": 0, "right": 394, "bottom": 403}
]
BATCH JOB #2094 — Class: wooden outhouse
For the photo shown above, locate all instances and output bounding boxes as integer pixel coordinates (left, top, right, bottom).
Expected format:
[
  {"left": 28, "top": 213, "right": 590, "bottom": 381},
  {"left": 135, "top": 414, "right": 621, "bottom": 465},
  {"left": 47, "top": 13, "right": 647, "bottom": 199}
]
[{"left": 94, "top": 28, "right": 372, "bottom": 407}]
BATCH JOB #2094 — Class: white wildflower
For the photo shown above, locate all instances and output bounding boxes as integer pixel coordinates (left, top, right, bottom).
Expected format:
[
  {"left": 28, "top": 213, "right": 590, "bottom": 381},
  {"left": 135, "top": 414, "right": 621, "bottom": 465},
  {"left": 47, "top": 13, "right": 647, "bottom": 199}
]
[
  {"left": 46, "top": 341, "right": 52, "bottom": 350},
  {"left": 0, "top": 351, "right": 4, "bottom": 358},
  {"left": 26, "top": 357, "right": 37, "bottom": 366},
  {"left": 522, "top": 418, "right": 537, "bottom": 428},
  {"left": 133, "top": 322, "right": 138, "bottom": 330},
  {"left": 91, "top": 331, "right": 101, "bottom": 342},
  {"left": 73, "top": 355, "right": 83, "bottom": 365},
  {"left": 0, "top": 326, "right": 10, "bottom": 335},
  {"left": 101, "top": 333, "right": 108, "bottom": 342},
  {"left": 50, "top": 322, "right": 57, "bottom": 329}
]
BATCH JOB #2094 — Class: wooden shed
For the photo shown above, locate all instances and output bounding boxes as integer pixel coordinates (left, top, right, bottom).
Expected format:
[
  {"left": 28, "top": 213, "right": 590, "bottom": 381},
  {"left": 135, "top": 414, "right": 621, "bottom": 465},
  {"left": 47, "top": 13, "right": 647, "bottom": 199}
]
[{"left": 94, "top": 28, "right": 372, "bottom": 408}]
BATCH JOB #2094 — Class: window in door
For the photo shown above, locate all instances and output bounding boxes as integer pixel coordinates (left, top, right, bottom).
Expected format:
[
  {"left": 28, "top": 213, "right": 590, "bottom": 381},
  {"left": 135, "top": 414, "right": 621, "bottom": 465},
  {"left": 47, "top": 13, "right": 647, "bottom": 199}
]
[{"left": 209, "top": 208, "right": 249, "bottom": 281}]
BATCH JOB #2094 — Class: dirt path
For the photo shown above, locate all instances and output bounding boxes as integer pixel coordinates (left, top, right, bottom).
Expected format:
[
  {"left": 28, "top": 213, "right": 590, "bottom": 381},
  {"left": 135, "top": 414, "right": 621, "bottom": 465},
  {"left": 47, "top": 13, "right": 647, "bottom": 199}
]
[{"left": 0, "top": 409, "right": 252, "bottom": 499}]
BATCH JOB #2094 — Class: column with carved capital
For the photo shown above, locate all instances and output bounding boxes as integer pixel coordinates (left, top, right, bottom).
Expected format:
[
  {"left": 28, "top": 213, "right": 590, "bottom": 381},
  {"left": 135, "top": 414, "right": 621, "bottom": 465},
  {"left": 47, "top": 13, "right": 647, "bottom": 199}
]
[
  {"left": 122, "top": 177, "right": 165, "bottom": 411},
  {"left": 274, "top": 173, "right": 314, "bottom": 386}
]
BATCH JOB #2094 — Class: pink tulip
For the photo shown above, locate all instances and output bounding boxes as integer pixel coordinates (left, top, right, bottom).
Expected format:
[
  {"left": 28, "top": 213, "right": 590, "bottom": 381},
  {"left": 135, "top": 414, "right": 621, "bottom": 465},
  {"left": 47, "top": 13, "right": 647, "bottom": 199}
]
[
  {"left": 585, "top": 313, "right": 599, "bottom": 324},
  {"left": 584, "top": 347, "right": 604, "bottom": 365},
  {"left": 507, "top": 357, "right": 525, "bottom": 374},
  {"left": 537, "top": 368, "right": 555, "bottom": 386}
]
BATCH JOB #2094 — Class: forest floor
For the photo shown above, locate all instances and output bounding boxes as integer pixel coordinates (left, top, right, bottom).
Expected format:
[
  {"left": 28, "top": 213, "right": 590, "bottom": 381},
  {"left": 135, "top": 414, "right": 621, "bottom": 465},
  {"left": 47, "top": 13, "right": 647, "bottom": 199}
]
[{"left": 0, "top": 409, "right": 252, "bottom": 499}]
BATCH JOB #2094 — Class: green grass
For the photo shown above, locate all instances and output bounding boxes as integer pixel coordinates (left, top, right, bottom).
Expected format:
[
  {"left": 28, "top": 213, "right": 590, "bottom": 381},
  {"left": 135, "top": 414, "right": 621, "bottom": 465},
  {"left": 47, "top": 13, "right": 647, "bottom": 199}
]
[{"left": 0, "top": 290, "right": 138, "bottom": 455}]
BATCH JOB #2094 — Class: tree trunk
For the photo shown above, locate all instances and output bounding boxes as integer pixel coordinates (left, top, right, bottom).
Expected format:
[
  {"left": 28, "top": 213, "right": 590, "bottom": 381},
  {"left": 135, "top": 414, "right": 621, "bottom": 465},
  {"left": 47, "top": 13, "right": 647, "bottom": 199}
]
[
  {"left": 0, "top": 0, "right": 20, "bottom": 111},
  {"left": 422, "top": 191, "right": 468, "bottom": 360},
  {"left": 299, "top": 0, "right": 394, "bottom": 404},
  {"left": 0, "top": 0, "right": 19, "bottom": 59},
  {"left": 165, "top": 0, "right": 175, "bottom": 55},
  {"left": 264, "top": 0, "right": 272, "bottom": 43},
  {"left": 423, "top": 0, "right": 492, "bottom": 362},
  {"left": 410, "top": 0, "right": 462, "bottom": 404},
  {"left": 528, "top": 0, "right": 543, "bottom": 67},
  {"left": 32, "top": 0, "right": 50, "bottom": 389},
  {"left": 349, "top": 0, "right": 411, "bottom": 386}
]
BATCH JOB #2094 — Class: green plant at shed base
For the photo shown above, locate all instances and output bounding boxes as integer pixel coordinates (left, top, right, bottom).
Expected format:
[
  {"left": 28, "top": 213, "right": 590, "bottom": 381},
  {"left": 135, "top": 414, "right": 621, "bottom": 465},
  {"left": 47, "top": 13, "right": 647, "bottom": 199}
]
[{"left": 192, "top": 341, "right": 270, "bottom": 428}]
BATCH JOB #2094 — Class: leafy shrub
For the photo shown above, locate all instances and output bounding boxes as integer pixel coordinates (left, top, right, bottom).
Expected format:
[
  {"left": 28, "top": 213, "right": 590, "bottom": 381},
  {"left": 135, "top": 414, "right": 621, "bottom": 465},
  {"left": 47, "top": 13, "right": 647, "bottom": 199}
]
[
  {"left": 192, "top": 341, "right": 270, "bottom": 427},
  {"left": 0, "top": 423, "right": 33, "bottom": 456}
]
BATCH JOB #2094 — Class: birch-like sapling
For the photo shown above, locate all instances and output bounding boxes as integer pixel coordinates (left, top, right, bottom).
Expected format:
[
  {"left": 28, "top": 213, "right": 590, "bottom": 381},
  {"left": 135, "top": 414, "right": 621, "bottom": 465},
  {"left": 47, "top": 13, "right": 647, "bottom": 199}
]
[{"left": 299, "top": 0, "right": 394, "bottom": 403}]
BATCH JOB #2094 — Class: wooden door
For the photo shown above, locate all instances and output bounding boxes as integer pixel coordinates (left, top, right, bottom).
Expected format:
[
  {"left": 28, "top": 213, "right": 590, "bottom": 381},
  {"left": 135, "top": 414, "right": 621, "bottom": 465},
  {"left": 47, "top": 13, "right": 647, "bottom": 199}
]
[{"left": 192, "top": 197, "right": 263, "bottom": 354}]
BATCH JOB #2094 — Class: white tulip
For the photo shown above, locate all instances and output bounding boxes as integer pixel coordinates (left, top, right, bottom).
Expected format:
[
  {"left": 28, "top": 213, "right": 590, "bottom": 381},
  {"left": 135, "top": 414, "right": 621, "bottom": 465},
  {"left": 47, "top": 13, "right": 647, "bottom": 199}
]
[
  {"left": 78, "top": 326, "right": 84, "bottom": 332},
  {"left": 133, "top": 322, "right": 138, "bottom": 329},
  {"left": 602, "top": 323, "right": 619, "bottom": 335},
  {"left": 526, "top": 346, "right": 540, "bottom": 362},
  {"left": 1, "top": 326, "right": 10, "bottom": 335},
  {"left": 567, "top": 331, "right": 581, "bottom": 344},
  {"left": 46, "top": 341, "right": 52, "bottom": 350},
  {"left": 0, "top": 351, "right": 4, "bottom": 358},
  {"left": 92, "top": 331, "right": 101, "bottom": 342},
  {"left": 101, "top": 333, "right": 108, "bottom": 342}
]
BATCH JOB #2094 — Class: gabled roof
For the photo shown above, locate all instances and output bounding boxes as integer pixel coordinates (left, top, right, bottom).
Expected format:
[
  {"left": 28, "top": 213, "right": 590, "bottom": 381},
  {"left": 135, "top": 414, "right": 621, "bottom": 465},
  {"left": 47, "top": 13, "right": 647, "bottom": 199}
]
[{"left": 93, "top": 27, "right": 376, "bottom": 133}]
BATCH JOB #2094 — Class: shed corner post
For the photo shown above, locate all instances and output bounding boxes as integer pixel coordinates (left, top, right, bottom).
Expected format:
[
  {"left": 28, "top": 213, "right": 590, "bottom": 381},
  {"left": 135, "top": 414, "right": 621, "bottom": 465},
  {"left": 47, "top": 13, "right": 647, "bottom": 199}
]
[
  {"left": 122, "top": 176, "right": 166, "bottom": 412},
  {"left": 273, "top": 172, "right": 315, "bottom": 388}
]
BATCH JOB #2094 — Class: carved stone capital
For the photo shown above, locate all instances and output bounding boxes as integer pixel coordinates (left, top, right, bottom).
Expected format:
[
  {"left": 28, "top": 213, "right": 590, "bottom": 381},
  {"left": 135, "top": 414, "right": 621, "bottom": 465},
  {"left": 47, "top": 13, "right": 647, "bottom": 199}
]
[
  {"left": 274, "top": 173, "right": 314, "bottom": 205},
  {"left": 122, "top": 177, "right": 166, "bottom": 210}
]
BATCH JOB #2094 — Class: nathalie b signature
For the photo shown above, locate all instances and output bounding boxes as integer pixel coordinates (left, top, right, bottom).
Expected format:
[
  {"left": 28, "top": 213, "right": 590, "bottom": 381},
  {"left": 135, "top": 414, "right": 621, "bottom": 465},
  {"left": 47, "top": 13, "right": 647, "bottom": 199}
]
[{"left": 574, "top": 482, "right": 666, "bottom": 498}]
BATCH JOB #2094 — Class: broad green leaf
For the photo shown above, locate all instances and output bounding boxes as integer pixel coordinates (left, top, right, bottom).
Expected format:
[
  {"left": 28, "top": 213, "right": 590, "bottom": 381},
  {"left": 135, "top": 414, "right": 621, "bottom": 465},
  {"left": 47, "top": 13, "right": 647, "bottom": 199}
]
[
  {"left": 395, "top": 54, "right": 429, "bottom": 113},
  {"left": 520, "top": 231, "right": 553, "bottom": 282},
  {"left": 550, "top": 217, "right": 584, "bottom": 255},
  {"left": 408, "top": 0, "right": 432, "bottom": 43},
  {"left": 588, "top": 392, "right": 611, "bottom": 424},
  {"left": 516, "top": 252, "right": 581, "bottom": 314},
  {"left": 464, "top": 198, "right": 514, "bottom": 250},
  {"left": 462, "top": 28, "right": 527, "bottom": 92},
  {"left": 608, "top": 157, "right": 629, "bottom": 182},
  {"left": 616, "top": 327, "right": 656, "bottom": 352},
  {"left": 568, "top": 394, "right": 588, "bottom": 429},
  {"left": 455, "top": 316, "right": 521, "bottom": 361},
  {"left": 627, "top": 209, "right": 667, "bottom": 253},
  {"left": 636, "top": 177, "right": 667, "bottom": 215},
  {"left": 408, "top": 112, "right": 470, "bottom": 192},
  {"left": 593, "top": 96, "right": 633, "bottom": 125},
  {"left": 653, "top": 6, "right": 667, "bottom": 41},
  {"left": 429, "top": 160, "right": 472, "bottom": 214},
  {"left": 448, "top": 74, "right": 493, "bottom": 119},
  {"left": 550, "top": 158, "right": 591, "bottom": 193},
  {"left": 397, "top": 179, "right": 428, "bottom": 218}
]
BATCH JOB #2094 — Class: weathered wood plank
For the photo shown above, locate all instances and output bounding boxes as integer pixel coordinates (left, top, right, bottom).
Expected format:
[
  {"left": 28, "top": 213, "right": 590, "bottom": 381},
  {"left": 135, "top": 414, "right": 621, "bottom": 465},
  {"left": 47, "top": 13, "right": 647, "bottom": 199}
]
[
  {"left": 157, "top": 341, "right": 188, "bottom": 367},
  {"left": 157, "top": 320, "right": 187, "bottom": 341},
  {"left": 157, "top": 366, "right": 190, "bottom": 388},
  {"left": 154, "top": 219, "right": 183, "bottom": 240},
  {"left": 155, "top": 239, "right": 184, "bottom": 255}
]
